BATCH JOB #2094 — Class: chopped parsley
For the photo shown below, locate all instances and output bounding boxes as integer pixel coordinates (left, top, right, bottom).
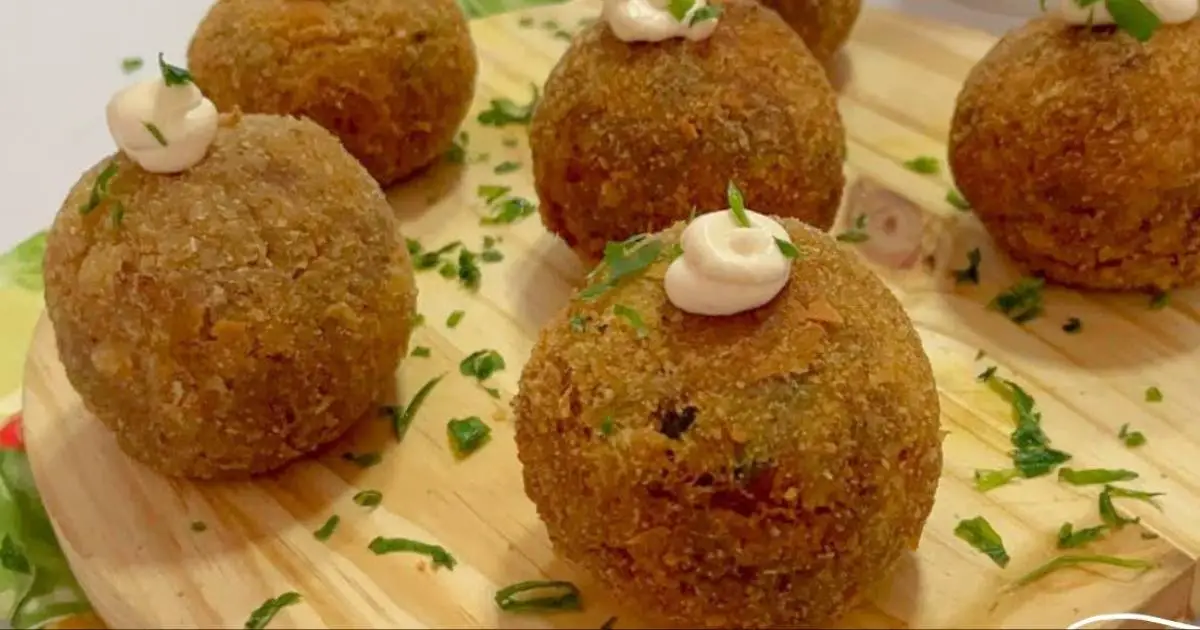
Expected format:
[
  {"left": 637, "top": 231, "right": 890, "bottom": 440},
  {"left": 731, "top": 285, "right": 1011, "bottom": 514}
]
[
  {"left": 954, "top": 516, "right": 1010, "bottom": 568},
  {"left": 569, "top": 314, "right": 588, "bottom": 332},
  {"left": 120, "top": 56, "right": 144, "bottom": 73},
  {"left": 1008, "top": 554, "right": 1154, "bottom": 590},
  {"left": 1057, "top": 467, "right": 1138, "bottom": 486},
  {"left": 446, "top": 131, "right": 468, "bottom": 164},
  {"left": 494, "top": 580, "right": 583, "bottom": 612},
  {"left": 411, "top": 346, "right": 431, "bottom": 358},
  {"left": 482, "top": 196, "right": 537, "bottom": 225},
  {"left": 502, "top": 136, "right": 519, "bottom": 148},
  {"left": 157, "top": 53, "right": 193, "bottom": 86},
  {"left": 579, "top": 235, "right": 664, "bottom": 301},
  {"left": 446, "top": 310, "right": 466, "bottom": 328},
  {"left": 1118, "top": 423, "right": 1146, "bottom": 448},
  {"left": 481, "top": 249, "right": 503, "bottom": 263},
  {"left": 518, "top": 15, "right": 535, "bottom": 26},
  {"left": 341, "top": 451, "right": 382, "bottom": 468},
  {"left": 1105, "top": 484, "right": 1165, "bottom": 510},
  {"left": 903, "top": 155, "right": 941, "bottom": 174},
  {"left": 989, "top": 277, "right": 1045, "bottom": 324},
  {"left": 412, "top": 240, "right": 462, "bottom": 271},
  {"left": 0, "top": 536, "right": 30, "bottom": 574},
  {"left": 385, "top": 374, "right": 445, "bottom": 441},
  {"left": 599, "top": 416, "right": 615, "bottom": 436},
  {"left": 1057, "top": 522, "right": 1108, "bottom": 549},
  {"left": 478, "top": 84, "right": 539, "bottom": 127},
  {"left": 461, "top": 349, "right": 506, "bottom": 381},
  {"left": 952, "top": 248, "right": 982, "bottom": 285},
  {"left": 835, "top": 214, "right": 869, "bottom": 243},
  {"left": 244, "top": 591, "right": 302, "bottom": 629},
  {"left": 143, "top": 122, "right": 168, "bottom": 146},
  {"left": 983, "top": 373, "right": 1072, "bottom": 479},
  {"left": 353, "top": 490, "right": 383, "bottom": 508},
  {"left": 448, "top": 416, "right": 492, "bottom": 458},
  {"left": 689, "top": 3, "right": 723, "bottom": 23},
  {"left": 977, "top": 365, "right": 998, "bottom": 381},
  {"left": 81, "top": 160, "right": 120, "bottom": 215},
  {"left": 1145, "top": 386, "right": 1163, "bottom": 403},
  {"left": 946, "top": 188, "right": 971, "bottom": 211},
  {"left": 727, "top": 181, "right": 750, "bottom": 227},
  {"left": 368, "top": 537, "right": 457, "bottom": 570},
  {"left": 478, "top": 184, "right": 512, "bottom": 204},
  {"left": 1099, "top": 488, "right": 1140, "bottom": 530},
  {"left": 1062, "top": 317, "right": 1082, "bottom": 333},
  {"left": 973, "top": 468, "right": 1020, "bottom": 492},
  {"left": 412, "top": 313, "right": 426, "bottom": 327},
  {"left": 1149, "top": 290, "right": 1170, "bottom": 310},
  {"left": 494, "top": 161, "right": 521, "bottom": 174},
  {"left": 313, "top": 515, "right": 339, "bottom": 541},
  {"left": 613, "top": 304, "right": 648, "bottom": 338},
  {"left": 457, "top": 249, "right": 483, "bottom": 290},
  {"left": 190, "top": 521, "right": 207, "bottom": 532}
]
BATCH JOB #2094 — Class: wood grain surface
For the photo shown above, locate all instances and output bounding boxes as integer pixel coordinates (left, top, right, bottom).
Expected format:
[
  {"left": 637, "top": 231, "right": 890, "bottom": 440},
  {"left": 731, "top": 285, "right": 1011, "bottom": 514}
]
[{"left": 21, "top": 2, "right": 1200, "bottom": 628}]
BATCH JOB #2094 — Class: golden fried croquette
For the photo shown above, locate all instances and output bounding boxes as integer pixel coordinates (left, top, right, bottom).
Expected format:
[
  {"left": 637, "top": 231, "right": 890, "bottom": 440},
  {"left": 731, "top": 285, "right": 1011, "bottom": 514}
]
[
  {"left": 187, "top": 0, "right": 477, "bottom": 186},
  {"left": 513, "top": 217, "right": 942, "bottom": 628},
  {"left": 43, "top": 113, "right": 417, "bottom": 479},
  {"left": 530, "top": 0, "right": 846, "bottom": 263},
  {"left": 757, "top": 0, "right": 862, "bottom": 63},
  {"left": 949, "top": 18, "right": 1200, "bottom": 291}
]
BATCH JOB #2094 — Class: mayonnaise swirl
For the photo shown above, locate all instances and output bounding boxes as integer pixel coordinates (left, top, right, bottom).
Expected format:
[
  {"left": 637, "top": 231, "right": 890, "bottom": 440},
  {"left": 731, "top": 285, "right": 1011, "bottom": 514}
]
[
  {"left": 603, "top": 0, "right": 720, "bottom": 42},
  {"left": 664, "top": 209, "right": 794, "bottom": 316},
  {"left": 106, "top": 76, "right": 219, "bottom": 174},
  {"left": 1056, "top": 0, "right": 1197, "bottom": 25}
]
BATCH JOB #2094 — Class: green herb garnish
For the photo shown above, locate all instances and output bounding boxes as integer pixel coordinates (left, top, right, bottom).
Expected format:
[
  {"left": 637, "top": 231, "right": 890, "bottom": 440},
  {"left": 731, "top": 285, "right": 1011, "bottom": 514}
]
[
  {"left": 903, "top": 156, "right": 941, "bottom": 174},
  {"left": 1104, "top": 0, "right": 1162, "bottom": 42},
  {"left": 157, "top": 53, "right": 193, "bottom": 86},
  {"left": 1057, "top": 467, "right": 1138, "bottom": 486},
  {"left": 354, "top": 490, "right": 383, "bottom": 508},
  {"left": 974, "top": 468, "right": 1020, "bottom": 492},
  {"left": 190, "top": 521, "right": 207, "bottom": 532},
  {"left": 1099, "top": 488, "right": 1140, "bottom": 530},
  {"left": 953, "top": 248, "right": 982, "bottom": 285},
  {"left": 481, "top": 249, "right": 503, "bottom": 263},
  {"left": 727, "top": 181, "right": 750, "bottom": 227},
  {"left": 613, "top": 304, "right": 648, "bottom": 338},
  {"left": 1149, "top": 290, "right": 1170, "bottom": 310},
  {"left": 570, "top": 314, "right": 588, "bottom": 332},
  {"left": 989, "top": 277, "right": 1045, "bottom": 324},
  {"left": 519, "top": 15, "right": 535, "bottom": 26},
  {"left": 461, "top": 349, "right": 506, "bottom": 381},
  {"left": 478, "top": 84, "right": 539, "bottom": 127},
  {"left": 1145, "top": 386, "right": 1163, "bottom": 403},
  {"left": 244, "top": 591, "right": 302, "bottom": 629},
  {"left": 448, "top": 416, "right": 492, "bottom": 458},
  {"left": 341, "top": 451, "right": 382, "bottom": 468},
  {"left": 1007, "top": 554, "right": 1154, "bottom": 590},
  {"left": 667, "top": 0, "right": 696, "bottom": 20},
  {"left": 774, "top": 238, "right": 799, "bottom": 259},
  {"left": 413, "top": 241, "right": 462, "bottom": 271},
  {"left": 977, "top": 365, "right": 998, "bottom": 382},
  {"left": 313, "top": 515, "right": 339, "bottom": 541},
  {"left": 143, "top": 122, "right": 168, "bottom": 146},
  {"left": 1105, "top": 484, "right": 1164, "bottom": 510},
  {"left": 946, "top": 188, "right": 971, "bottom": 211},
  {"left": 1057, "top": 522, "right": 1109, "bottom": 549},
  {"left": 835, "top": 214, "right": 869, "bottom": 243},
  {"left": 1118, "top": 423, "right": 1146, "bottom": 448},
  {"left": 411, "top": 346, "right": 431, "bottom": 358},
  {"left": 579, "top": 236, "right": 664, "bottom": 301},
  {"left": 368, "top": 537, "right": 456, "bottom": 570},
  {"left": 387, "top": 374, "right": 445, "bottom": 441},
  {"left": 457, "top": 249, "right": 482, "bottom": 290},
  {"left": 81, "top": 160, "right": 120, "bottom": 215},
  {"left": 954, "top": 516, "right": 1010, "bottom": 568},
  {"left": 413, "top": 313, "right": 426, "bottom": 327},
  {"left": 502, "top": 137, "right": 519, "bottom": 148},
  {"left": 446, "top": 310, "right": 466, "bottom": 328},
  {"left": 121, "top": 56, "right": 144, "bottom": 73},
  {"left": 446, "top": 132, "right": 468, "bottom": 164},
  {"left": 494, "top": 161, "right": 521, "bottom": 174},
  {"left": 482, "top": 196, "right": 537, "bottom": 226},
  {"left": 1062, "top": 317, "right": 1082, "bottom": 333},
  {"left": 110, "top": 202, "right": 126, "bottom": 228},
  {"left": 986, "top": 376, "right": 1073, "bottom": 478},
  {"left": 478, "top": 186, "right": 511, "bottom": 205},
  {"left": 0, "top": 536, "right": 30, "bottom": 574},
  {"left": 599, "top": 416, "right": 615, "bottom": 436},
  {"left": 689, "top": 3, "right": 723, "bottom": 23},
  {"left": 494, "top": 580, "right": 583, "bottom": 612}
]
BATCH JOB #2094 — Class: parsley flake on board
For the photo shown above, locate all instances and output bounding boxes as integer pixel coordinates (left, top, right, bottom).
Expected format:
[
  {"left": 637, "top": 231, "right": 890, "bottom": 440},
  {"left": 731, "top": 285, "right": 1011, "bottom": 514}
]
[
  {"left": 954, "top": 516, "right": 1010, "bottom": 568},
  {"left": 1105, "top": 484, "right": 1165, "bottom": 510},
  {"left": 386, "top": 374, "right": 445, "bottom": 441},
  {"left": 412, "top": 240, "right": 462, "bottom": 271},
  {"left": 1118, "top": 423, "right": 1147, "bottom": 448},
  {"left": 1008, "top": 554, "right": 1154, "bottom": 590},
  {"left": 245, "top": 591, "right": 302, "bottom": 629},
  {"left": 1098, "top": 488, "right": 1140, "bottom": 530},
  {"left": 494, "top": 160, "right": 521, "bottom": 174},
  {"left": 835, "top": 214, "right": 869, "bottom": 243},
  {"left": 579, "top": 235, "right": 664, "bottom": 301},
  {"left": 368, "top": 537, "right": 457, "bottom": 570},
  {"left": 341, "top": 451, "right": 382, "bottom": 468},
  {"left": 946, "top": 188, "right": 971, "bottom": 211},
  {"left": 989, "top": 277, "right": 1045, "bottom": 324},
  {"left": 445, "top": 131, "right": 468, "bottom": 164},
  {"left": 903, "top": 155, "right": 941, "bottom": 174},
  {"left": 446, "top": 310, "right": 466, "bottom": 328},
  {"left": 1149, "top": 290, "right": 1170, "bottom": 310},
  {"left": 157, "top": 53, "right": 193, "bottom": 86},
  {"left": 953, "top": 248, "right": 982, "bottom": 285},
  {"left": 1145, "top": 386, "right": 1163, "bottom": 403},
  {"left": 981, "top": 373, "right": 1073, "bottom": 479},
  {"left": 494, "top": 580, "right": 583, "bottom": 612},
  {"left": 461, "top": 349, "right": 506, "bottom": 381},
  {"left": 190, "top": 521, "right": 207, "bottom": 532},
  {"left": 1057, "top": 467, "right": 1138, "bottom": 485},
  {"left": 81, "top": 160, "right": 120, "bottom": 215},
  {"left": 448, "top": 416, "right": 492, "bottom": 458},
  {"left": 121, "top": 56, "right": 144, "bottom": 73},
  {"left": 354, "top": 490, "right": 383, "bottom": 508},
  {"left": 411, "top": 346, "right": 432, "bottom": 358},
  {"left": 313, "top": 515, "right": 339, "bottom": 541},
  {"left": 1057, "top": 522, "right": 1109, "bottom": 549},
  {"left": 974, "top": 468, "right": 1020, "bottom": 492},
  {"left": 478, "top": 84, "right": 539, "bottom": 127},
  {"left": 1062, "top": 317, "right": 1082, "bottom": 333}
]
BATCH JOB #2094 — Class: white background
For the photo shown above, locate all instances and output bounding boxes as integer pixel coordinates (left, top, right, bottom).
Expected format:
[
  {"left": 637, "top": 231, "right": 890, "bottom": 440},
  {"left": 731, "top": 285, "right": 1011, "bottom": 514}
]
[{"left": 0, "top": 0, "right": 1031, "bottom": 253}]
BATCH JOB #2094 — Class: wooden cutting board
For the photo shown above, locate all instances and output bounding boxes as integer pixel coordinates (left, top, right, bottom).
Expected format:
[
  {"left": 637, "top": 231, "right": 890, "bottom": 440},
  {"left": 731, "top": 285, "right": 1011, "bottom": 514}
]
[{"left": 21, "top": 2, "right": 1200, "bottom": 628}]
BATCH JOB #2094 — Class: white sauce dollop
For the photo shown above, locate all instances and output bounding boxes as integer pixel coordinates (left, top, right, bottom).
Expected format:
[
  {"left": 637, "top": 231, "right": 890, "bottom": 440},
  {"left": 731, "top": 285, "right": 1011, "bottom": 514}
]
[
  {"left": 106, "top": 77, "right": 219, "bottom": 174},
  {"left": 664, "top": 209, "right": 794, "bottom": 316},
  {"left": 1056, "top": 0, "right": 1197, "bottom": 25},
  {"left": 602, "top": 0, "right": 720, "bottom": 42}
]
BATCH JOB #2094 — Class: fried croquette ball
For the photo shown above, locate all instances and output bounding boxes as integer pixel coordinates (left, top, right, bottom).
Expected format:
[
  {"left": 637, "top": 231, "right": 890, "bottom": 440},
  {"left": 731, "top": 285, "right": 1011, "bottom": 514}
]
[
  {"left": 187, "top": 0, "right": 477, "bottom": 186},
  {"left": 43, "top": 113, "right": 417, "bottom": 479},
  {"left": 513, "top": 218, "right": 942, "bottom": 628},
  {"left": 757, "top": 0, "right": 862, "bottom": 63},
  {"left": 949, "top": 18, "right": 1200, "bottom": 291},
  {"left": 530, "top": 0, "right": 845, "bottom": 263}
]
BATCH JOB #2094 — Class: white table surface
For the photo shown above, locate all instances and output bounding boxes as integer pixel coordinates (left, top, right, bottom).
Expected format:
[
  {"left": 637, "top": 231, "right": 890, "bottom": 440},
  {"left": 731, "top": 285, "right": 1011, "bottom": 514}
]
[{"left": 0, "top": 0, "right": 1028, "bottom": 254}]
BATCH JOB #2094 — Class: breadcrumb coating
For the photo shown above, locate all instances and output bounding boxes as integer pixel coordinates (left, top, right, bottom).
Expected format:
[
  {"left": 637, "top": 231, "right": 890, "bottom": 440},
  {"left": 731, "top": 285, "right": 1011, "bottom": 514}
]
[
  {"left": 43, "top": 114, "right": 417, "bottom": 479},
  {"left": 530, "top": 0, "right": 845, "bottom": 264},
  {"left": 756, "top": 0, "right": 862, "bottom": 63},
  {"left": 187, "top": 0, "right": 477, "bottom": 186},
  {"left": 950, "top": 18, "right": 1200, "bottom": 291},
  {"left": 513, "top": 218, "right": 942, "bottom": 628}
]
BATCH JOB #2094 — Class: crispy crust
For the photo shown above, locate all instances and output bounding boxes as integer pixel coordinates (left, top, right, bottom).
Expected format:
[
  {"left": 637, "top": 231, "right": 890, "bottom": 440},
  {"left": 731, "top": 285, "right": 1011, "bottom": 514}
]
[
  {"left": 529, "top": 0, "right": 846, "bottom": 264},
  {"left": 756, "top": 0, "right": 862, "bottom": 62},
  {"left": 187, "top": 0, "right": 477, "bottom": 186},
  {"left": 43, "top": 114, "right": 417, "bottom": 479},
  {"left": 512, "top": 218, "right": 942, "bottom": 628},
  {"left": 949, "top": 18, "right": 1200, "bottom": 291}
]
